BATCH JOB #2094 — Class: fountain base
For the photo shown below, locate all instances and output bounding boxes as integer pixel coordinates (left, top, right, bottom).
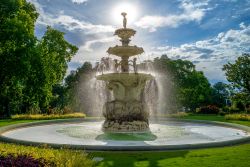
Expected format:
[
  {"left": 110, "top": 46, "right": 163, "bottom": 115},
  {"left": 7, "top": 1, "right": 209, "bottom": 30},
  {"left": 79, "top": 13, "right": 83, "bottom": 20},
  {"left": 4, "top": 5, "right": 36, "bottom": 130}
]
[
  {"left": 102, "top": 120, "right": 149, "bottom": 132},
  {"left": 102, "top": 100, "right": 149, "bottom": 132}
]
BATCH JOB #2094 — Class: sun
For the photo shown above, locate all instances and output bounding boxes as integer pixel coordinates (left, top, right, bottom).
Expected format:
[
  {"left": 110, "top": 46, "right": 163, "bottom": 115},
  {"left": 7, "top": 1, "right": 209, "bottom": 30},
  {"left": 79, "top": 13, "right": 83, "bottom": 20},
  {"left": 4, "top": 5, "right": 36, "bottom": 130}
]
[{"left": 112, "top": 3, "right": 138, "bottom": 26}]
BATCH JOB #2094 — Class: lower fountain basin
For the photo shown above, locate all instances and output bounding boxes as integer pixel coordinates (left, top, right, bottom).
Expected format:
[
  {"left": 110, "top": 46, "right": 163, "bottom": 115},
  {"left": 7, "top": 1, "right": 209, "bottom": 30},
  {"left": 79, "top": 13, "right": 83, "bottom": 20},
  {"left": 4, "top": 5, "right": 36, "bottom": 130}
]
[{"left": 1, "top": 119, "right": 250, "bottom": 151}]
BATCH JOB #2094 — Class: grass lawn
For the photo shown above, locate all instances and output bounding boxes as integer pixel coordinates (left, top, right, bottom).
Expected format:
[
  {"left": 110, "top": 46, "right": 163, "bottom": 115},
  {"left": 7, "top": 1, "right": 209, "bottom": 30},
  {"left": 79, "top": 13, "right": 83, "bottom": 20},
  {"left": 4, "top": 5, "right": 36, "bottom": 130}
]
[
  {"left": 93, "top": 144, "right": 250, "bottom": 167},
  {"left": 182, "top": 114, "right": 250, "bottom": 126},
  {"left": 0, "top": 119, "right": 38, "bottom": 127},
  {"left": 92, "top": 114, "right": 250, "bottom": 167},
  {"left": 0, "top": 115, "right": 250, "bottom": 167}
]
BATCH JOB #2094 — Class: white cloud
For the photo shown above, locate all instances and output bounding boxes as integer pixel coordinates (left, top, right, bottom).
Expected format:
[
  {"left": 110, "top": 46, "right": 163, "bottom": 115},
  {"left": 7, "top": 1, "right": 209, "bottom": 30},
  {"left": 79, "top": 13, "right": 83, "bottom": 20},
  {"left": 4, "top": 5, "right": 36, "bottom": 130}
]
[
  {"left": 40, "top": 15, "right": 115, "bottom": 34},
  {"left": 82, "top": 36, "right": 116, "bottom": 52},
  {"left": 28, "top": 0, "right": 114, "bottom": 34},
  {"left": 72, "top": 0, "right": 88, "bottom": 4},
  {"left": 149, "top": 24, "right": 250, "bottom": 81},
  {"left": 135, "top": 0, "right": 210, "bottom": 32}
]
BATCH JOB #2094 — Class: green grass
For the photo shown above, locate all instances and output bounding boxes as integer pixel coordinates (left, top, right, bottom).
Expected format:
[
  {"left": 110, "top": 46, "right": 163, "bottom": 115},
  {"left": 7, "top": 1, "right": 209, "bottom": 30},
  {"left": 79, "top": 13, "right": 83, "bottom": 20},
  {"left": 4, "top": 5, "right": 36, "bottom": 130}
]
[
  {"left": 93, "top": 144, "right": 250, "bottom": 167},
  {"left": 182, "top": 114, "right": 250, "bottom": 126},
  {"left": 91, "top": 114, "right": 250, "bottom": 167},
  {"left": 0, "top": 119, "right": 38, "bottom": 127}
]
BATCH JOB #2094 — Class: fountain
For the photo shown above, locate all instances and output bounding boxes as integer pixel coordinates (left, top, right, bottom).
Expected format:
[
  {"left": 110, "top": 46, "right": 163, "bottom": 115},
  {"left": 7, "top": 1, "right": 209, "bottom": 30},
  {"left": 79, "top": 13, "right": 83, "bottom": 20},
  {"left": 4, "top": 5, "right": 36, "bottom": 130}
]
[
  {"left": 0, "top": 13, "right": 249, "bottom": 151},
  {"left": 96, "top": 12, "right": 153, "bottom": 132}
]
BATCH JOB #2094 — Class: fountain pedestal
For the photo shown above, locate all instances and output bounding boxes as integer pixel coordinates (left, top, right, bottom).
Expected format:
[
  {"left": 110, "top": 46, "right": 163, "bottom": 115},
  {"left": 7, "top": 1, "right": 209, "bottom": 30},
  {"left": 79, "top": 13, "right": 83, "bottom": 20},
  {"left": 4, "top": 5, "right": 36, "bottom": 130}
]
[{"left": 97, "top": 73, "right": 153, "bottom": 132}]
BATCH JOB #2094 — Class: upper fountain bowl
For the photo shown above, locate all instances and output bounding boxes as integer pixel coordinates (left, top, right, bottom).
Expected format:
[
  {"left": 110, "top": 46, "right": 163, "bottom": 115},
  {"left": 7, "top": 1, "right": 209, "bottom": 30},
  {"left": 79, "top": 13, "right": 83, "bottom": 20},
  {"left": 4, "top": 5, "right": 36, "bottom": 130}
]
[
  {"left": 114, "top": 28, "right": 136, "bottom": 40},
  {"left": 107, "top": 45, "right": 144, "bottom": 57}
]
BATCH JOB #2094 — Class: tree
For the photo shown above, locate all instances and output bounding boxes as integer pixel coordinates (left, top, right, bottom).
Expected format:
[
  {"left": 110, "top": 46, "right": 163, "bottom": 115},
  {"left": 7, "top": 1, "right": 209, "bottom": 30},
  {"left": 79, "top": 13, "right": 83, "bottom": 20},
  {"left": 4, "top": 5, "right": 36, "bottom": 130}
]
[
  {"left": 178, "top": 71, "right": 212, "bottom": 111},
  {"left": 223, "top": 53, "right": 250, "bottom": 111},
  {"left": 223, "top": 53, "right": 250, "bottom": 94},
  {"left": 0, "top": 0, "right": 38, "bottom": 116},
  {"left": 36, "top": 27, "right": 78, "bottom": 110},
  {"left": 152, "top": 55, "right": 212, "bottom": 112},
  {"left": 0, "top": 0, "right": 78, "bottom": 116},
  {"left": 64, "top": 62, "right": 93, "bottom": 113},
  {"left": 211, "top": 82, "right": 230, "bottom": 107}
]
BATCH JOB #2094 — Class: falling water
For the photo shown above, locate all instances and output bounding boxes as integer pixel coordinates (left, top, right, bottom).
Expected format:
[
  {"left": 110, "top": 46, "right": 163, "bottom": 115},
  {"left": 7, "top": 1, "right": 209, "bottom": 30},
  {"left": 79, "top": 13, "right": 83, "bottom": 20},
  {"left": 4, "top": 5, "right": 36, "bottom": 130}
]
[{"left": 74, "top": 56, "right": 174, "bottom": 118}]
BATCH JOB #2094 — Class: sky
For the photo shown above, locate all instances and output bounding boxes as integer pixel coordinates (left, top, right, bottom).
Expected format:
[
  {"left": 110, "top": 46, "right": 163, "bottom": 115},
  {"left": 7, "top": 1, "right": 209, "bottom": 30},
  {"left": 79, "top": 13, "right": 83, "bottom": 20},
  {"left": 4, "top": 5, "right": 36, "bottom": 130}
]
[{"left": 28, "top": 0, "right": 250, "bottom": 84}]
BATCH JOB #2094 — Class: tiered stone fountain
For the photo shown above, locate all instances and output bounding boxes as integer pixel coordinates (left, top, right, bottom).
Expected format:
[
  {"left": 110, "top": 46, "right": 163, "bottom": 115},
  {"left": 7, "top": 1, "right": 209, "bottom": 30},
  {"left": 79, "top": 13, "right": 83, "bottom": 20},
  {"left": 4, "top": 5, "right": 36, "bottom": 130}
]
[{"left": 96, "top": 13, "right": 153, "bottom": 132}]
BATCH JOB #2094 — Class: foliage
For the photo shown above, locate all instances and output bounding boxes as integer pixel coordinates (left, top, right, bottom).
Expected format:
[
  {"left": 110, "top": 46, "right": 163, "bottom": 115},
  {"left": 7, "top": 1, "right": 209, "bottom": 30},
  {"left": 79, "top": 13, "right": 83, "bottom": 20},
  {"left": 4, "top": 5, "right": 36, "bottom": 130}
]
[
  {"left": 211, "top": 82, "right": 230, "bottom": 107},
  {"left": 0, "top": 154, "right": 52, "bottom": 167},
  {"left": 196, "top": 105, "right": 220, "bottom": 114},
  {"left": 11, "top": 113, "right": 85, "bottom": 120},
  {"left": 152, "top": 55, "right": 212, "bottom": 111},
  {"left": 0, "top": 0, "right": 38, "bottom": 116},
  {"left": 0, "top": 0, "right": 78, "bottom": 117},
  {"left": 223, "top": 53, "right": 250, "bottom": 94},
  {"left": 64, "top": 62, "right": 94, "bottom": 113},
  {"left": 0, "top": 143, "right": 94, "bottom": 167},
  {"left": 225, "top": 114, "right": 250, "bottom": 121},
  {"left": 223, "top": 54, "right": 250, "bottom": 112}
]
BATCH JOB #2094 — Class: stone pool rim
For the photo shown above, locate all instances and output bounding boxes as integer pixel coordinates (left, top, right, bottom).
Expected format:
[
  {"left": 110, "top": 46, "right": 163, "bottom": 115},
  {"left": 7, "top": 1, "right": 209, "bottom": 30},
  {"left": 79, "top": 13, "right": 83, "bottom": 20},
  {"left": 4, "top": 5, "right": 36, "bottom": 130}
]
[{"left": 0, "top": 118, "right": 250, "bottom": 151}]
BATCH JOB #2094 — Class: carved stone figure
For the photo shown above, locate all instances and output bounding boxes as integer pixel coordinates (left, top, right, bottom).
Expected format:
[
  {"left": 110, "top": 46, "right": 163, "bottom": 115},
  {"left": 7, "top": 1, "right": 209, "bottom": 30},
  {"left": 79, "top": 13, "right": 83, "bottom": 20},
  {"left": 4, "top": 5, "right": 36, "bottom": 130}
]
[
  {"left": 121, "top": 12, "right": 127, "bottom": 29},
  {"left": 132, "top": 58, "right": 137, "bottom": 73},
  {"left": 114, "top": 59, "right": 120, "bottom": 73}
]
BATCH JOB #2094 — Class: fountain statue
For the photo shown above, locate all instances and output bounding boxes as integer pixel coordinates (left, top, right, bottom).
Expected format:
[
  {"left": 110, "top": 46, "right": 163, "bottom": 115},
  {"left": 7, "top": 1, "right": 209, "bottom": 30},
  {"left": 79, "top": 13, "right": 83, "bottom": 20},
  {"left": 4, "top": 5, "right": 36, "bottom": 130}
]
[{"left": 96, "top": 13, "right": 154, "bottom": 132}]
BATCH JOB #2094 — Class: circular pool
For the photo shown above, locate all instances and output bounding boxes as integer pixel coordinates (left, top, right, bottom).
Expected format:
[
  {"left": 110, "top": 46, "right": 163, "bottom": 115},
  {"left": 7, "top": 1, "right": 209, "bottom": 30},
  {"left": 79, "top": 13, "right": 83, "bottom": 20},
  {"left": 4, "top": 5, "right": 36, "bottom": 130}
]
[{"left": 1, "top": 119, "right": 250, "bottom": 151}]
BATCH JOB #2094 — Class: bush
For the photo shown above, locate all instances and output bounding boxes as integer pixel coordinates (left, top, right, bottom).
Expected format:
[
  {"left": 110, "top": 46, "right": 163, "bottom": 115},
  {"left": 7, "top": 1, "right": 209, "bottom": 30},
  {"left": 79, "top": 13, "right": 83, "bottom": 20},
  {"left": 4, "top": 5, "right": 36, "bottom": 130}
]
[
  {"left": 27, "top": 105, "right": 42, "bottom": 115},
  {"left": 11, "top": 113, "right": 85, "bottom": 120},
  {"left": 229, "top": 107, "right": 240, "bottom": 113},
  {"left": 225, "top": 114, "right": 250, "bottom": 121},
  {"left": 0, "top": 143, "right": 94, "bottom": 167},
  {"left": 222, "top": 106, "right": 230, "bottom": 113},
  {"left": 196, "top": 105, "right": 220, "bottom": 114},
  {"left": 0, "top": 154, "right": 52, "bottom": 167},
  {"left": 46, "top": 107, "right": 76, "bottom": 115}
]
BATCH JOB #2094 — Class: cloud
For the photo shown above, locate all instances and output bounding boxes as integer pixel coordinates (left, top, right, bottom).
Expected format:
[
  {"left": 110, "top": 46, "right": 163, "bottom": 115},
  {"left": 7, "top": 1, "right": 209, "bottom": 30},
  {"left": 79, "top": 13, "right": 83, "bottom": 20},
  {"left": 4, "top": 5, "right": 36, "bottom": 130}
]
[
  {"left": 40, "top": 15, "right": 114, "bottom": 34},
  {"left": 28, "top": 0, "right": 114, "bottom": 34},
  {"left": 135, "top": 0, "right": 210, "bottom": 32},
  {"left": 82, "top": 36, "right": 116, "bottom": 52},
  {"left": 71, "top": 0, "right": 88, "bottom": 4},
  {"left": 149, "top": 23, "right": 250, "bottom": 81}
]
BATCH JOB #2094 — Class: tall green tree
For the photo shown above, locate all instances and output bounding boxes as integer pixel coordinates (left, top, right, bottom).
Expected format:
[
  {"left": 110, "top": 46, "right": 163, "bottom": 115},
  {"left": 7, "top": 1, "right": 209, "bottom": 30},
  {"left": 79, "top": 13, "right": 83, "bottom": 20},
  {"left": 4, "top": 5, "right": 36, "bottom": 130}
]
[
  {"left": 211, "top": 82, "right": 230, "bottom": 107},
  {"left": 223, "top": 53, "right": 250, "bottom": 94},
  {"left": 152, "top": 55, "right": 212, "bottom": 111},
  {"left": 37, "top": 27, "right": 78, "bottom": 110},
  {"left": 0, "top": 0, "right": 78, "bottom": 116},
  {"left": 0, "top": 0, "right": 38, "bottom": 116},
  {"left": 64, "top": 62, "right": 93, "bottom": 112},
  {"left": 223, "top": 53, "right": 250, "bottom": 111}
]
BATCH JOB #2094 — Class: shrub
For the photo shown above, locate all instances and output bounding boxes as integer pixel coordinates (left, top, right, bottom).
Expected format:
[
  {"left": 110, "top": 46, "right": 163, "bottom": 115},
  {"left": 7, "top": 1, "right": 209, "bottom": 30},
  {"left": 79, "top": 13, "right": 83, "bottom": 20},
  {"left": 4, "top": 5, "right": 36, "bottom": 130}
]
[
  {"left": 196, "top": 105, "right": 220, "bottom": 114},
  {"left": 27, "top": 105, "right": 42, "bottom": 115},
  {"left": 222, "top": 106, "right": 230, "bottom": 113},
  {"left": 11, "top": 113, "right": 85, "bottom": 120},
  {"left": 46, "top": 107, "right": 76, "bottom": 115},
  {"left": 225, "top": 114, "right": 250, "bottom": 121},
  {"left": 0, "top": 154, "right": 53, "bottom": 167},
  {"left": 0, "top": 143, "right": 94, "bottom": 167},
  {"left": 229, "top": 107, "right": 240, "bottom": 113}
]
